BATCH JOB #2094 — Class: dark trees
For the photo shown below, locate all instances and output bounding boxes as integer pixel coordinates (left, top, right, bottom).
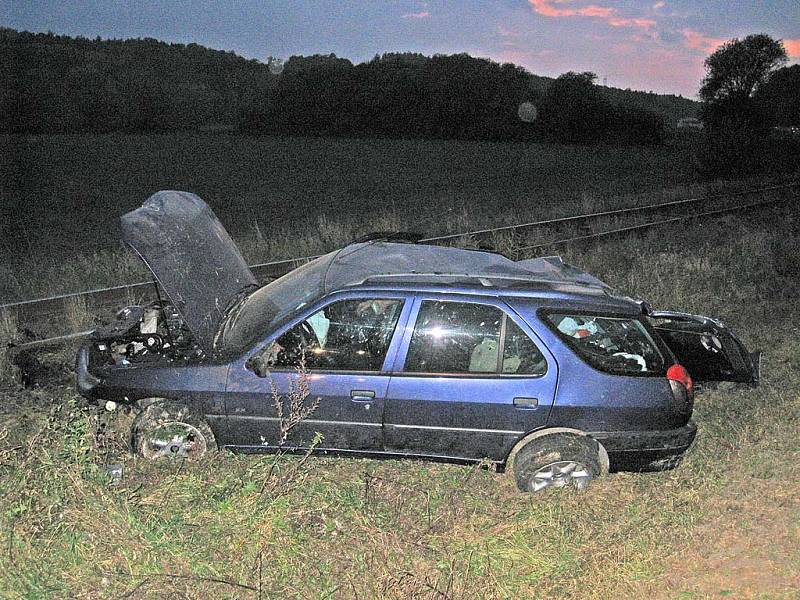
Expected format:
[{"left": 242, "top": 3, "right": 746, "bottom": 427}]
[
  {"left": 697, "top": 34, "right": 792, "bottom": 175},
  {"left": 3, "top": 28, "right": 668, "bottom": 145}
]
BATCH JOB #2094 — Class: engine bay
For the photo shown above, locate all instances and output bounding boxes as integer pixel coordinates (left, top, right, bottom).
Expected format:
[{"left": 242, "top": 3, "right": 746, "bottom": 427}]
[{"left": 90, "top": 301, "right": 205, "bottom": 367}]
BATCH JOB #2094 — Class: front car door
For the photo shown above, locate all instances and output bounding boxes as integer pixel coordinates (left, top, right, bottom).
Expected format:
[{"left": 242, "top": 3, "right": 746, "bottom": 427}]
[
  {"left": 224, "top": 292, "right": 412, "bottom": 453},
  {"left": 383, "top": 294, "right": 558, "bottom": 463},
  {"left": 649, "top": 311, "right": 760, "bottom": 385}
]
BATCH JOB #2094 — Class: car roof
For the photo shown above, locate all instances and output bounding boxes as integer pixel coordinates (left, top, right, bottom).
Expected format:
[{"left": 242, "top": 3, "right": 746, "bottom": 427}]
[
  {"left": 321, "top": 242, "right": 610, "bottom": 290},
  {"left": 319, "top": 242, "right": 642, "bottom": 312}
]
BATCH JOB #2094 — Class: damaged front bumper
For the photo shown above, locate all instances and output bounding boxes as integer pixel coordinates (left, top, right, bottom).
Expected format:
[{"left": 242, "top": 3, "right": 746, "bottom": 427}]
[
  {"left": 589, "top": 420, "right": 698, "bottom": 472},
  {"left": 76, "top": 344, "right": 103, "bottom": 401}
]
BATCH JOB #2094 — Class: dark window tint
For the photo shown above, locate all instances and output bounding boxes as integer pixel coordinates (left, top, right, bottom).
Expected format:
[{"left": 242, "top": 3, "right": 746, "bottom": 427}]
[
  {"left": 405, "top": 301, "right": 547, "bottom": 376},
  {"left": 503, "top": 319, "right": 547, "bottom": 375},
  {"left": 544, "top": 313, "right": 665, "bottom": 375},
  {"left": 266, "top": 298, "right": 403, "bottom": 371}
]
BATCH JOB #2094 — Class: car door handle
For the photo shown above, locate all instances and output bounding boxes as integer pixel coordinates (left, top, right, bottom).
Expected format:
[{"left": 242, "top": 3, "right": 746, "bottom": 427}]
[
  {"left": 513, "top": 397, "right": 538, "bottom": 409},
  {"left": 350, "top": 390, "right": 375, "bottom": 401}
]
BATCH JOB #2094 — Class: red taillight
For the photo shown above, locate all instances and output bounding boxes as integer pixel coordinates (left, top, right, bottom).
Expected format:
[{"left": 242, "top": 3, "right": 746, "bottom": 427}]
[{"left": 667, "top": 364, "right": 693, "bottom": 396}]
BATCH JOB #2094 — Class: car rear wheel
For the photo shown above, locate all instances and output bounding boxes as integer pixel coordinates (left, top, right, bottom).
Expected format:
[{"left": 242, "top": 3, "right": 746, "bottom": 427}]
[
  {"left": 131, "top": 400, "right": 216, "bottom": 460},
  {"left": 512, "top": 433, "right": 603, "bottom": 492}
]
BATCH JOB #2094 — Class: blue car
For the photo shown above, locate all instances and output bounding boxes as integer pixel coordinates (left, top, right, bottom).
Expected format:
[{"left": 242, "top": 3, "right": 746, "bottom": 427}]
[{"left": 77, "top": 191, "right": 760, "bottom": 492}]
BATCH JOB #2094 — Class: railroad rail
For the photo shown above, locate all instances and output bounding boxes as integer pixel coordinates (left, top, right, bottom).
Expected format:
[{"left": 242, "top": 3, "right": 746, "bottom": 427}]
[{"left": 3, "top": 180, "right": 798, "bottom": 350}]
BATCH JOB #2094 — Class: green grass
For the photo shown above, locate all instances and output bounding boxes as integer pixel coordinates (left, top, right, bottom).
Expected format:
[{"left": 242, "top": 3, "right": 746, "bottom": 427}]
[{"left": 2, "top": 194, "right": 799, "bottom": 598}]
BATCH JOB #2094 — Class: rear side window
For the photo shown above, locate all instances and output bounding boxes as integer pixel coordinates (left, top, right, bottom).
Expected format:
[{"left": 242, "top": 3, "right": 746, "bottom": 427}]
[
  {"left": 404, "top": 301, "right": 547, "bottom": 375},
  {"left": 544, "top": 313, "right": 665, "bottom": 375}
]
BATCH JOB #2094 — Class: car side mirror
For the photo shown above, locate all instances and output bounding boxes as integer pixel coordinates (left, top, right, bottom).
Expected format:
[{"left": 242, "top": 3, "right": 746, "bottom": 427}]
[
  {"left": 245, "top": 353, "right": 269, "bottom": 378},
  {"left": 245, "top": 342, "right": 283, "bottom": 378}
]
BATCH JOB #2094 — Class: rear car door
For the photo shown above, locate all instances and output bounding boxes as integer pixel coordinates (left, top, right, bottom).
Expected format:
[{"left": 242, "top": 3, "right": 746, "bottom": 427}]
[
  {"left": 649, "top": 311, "right": 760, "bottom": 384},
  {"left": 224, "top": 293, "right": 412, "bottom": 452},
  {"left": 383, "top": 294, "right": 558, "bottom": 462}
]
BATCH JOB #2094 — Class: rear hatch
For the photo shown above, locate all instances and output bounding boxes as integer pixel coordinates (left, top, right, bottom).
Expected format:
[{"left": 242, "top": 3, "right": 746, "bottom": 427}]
[{"left": 649, "top": 311, "right": 760, "bottom": 385}]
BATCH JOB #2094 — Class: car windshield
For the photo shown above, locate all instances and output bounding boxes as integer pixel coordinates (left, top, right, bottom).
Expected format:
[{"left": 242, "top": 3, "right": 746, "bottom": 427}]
[{"left": 215, "top": 253, "right": 335, "bottom": 355}]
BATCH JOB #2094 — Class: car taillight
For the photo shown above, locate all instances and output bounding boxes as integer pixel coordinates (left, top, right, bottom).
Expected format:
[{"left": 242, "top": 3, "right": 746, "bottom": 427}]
[
  {"left": 667, "top": 364, "right": 693, "bottom": 395},
  {"left": 667, "top": 364, "right": 694, "bottom": 413}
]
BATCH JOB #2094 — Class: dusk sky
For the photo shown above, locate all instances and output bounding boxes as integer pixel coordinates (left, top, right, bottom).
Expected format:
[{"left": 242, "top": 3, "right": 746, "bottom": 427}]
[{"left": 3, "top": 1, "right": 799, "bottom": 98}]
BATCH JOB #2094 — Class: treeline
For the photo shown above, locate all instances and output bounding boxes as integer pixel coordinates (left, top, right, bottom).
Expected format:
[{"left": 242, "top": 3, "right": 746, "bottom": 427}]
[
  {"left": 242, "top": 54, "right": 674, "bottom": 144},
  {"left": 696, "top": 35, "right": 800, "bottom": 176},
  {"left": 2, "top": 28, "right": 697, "bottom": 144},
  {"left": 0, "top": 28, "right": 271, "bottom": 133}
]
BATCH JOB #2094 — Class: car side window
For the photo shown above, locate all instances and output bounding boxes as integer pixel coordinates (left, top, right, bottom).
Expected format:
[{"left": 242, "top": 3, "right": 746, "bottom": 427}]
[
  {"left": 254, "top": 298, "right": 404, "bottom": 372},
  {"left": 503, "top": 318, "right": 548, "bottom": 375},
  {"left": 404, "top": 301, "right": 546, "bottom": 375}
]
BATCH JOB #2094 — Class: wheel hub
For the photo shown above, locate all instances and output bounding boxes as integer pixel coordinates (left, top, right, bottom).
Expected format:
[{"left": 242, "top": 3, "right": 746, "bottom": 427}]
[
  {"left": 142, "top": 421, "right": 207, "bottom": 460},
  {"left": 531, "top": 460, "right": 592, "bottom": 492}
]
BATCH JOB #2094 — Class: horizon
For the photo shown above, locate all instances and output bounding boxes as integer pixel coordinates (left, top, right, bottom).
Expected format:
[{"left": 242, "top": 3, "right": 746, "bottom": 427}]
[{"left": 2, "top": 1, "right": 798, "bottom": 99}]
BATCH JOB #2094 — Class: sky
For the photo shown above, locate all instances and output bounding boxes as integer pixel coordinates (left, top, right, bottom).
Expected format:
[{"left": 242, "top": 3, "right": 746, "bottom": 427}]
[{"left": 2, "top": 1, "right": 799, "bottom": 98}]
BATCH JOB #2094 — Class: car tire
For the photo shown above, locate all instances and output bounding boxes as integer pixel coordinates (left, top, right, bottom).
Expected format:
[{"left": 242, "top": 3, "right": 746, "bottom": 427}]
[
  {"left": 131, "top": 400, "right": 216, "bottom": 460},
  {"left": 512, "top": 433, "right": 602, "bottom": 493}
]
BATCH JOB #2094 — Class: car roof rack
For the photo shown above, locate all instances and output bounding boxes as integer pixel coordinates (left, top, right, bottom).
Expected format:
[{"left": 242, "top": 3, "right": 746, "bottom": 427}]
[{"left": 360, "top": 272, "right": 603, "bottom": 288}]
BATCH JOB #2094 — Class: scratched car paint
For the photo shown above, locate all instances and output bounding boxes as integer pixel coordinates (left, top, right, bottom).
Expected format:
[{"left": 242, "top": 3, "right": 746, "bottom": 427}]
[{"left": 77, "top": 191, "right": 760, "bottom": 492}]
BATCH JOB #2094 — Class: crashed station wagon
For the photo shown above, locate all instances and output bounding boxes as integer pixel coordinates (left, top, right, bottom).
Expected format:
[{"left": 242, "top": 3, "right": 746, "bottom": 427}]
[{"left": 77, "top": 191, "right": 760, "bottom": 492}]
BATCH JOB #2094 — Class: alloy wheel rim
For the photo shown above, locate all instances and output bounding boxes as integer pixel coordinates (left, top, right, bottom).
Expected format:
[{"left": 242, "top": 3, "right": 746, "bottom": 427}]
[
  {"left": 142, "top": 421, "right": 207, "bottom": 460},
  {"left": 530, "top": 460, "right": 592, "bottom": 492}
]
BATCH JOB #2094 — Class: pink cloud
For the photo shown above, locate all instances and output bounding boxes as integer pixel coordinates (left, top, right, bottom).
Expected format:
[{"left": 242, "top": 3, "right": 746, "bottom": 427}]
[
  {"left": 528, "top": 0, "right": 655, "bottom": 30},
  {"left": 682, "top": 29, "right": 726, "bottom": 54},
  {"left": 497, "top": 24, "right": 519, "bottom": 38},
  {"left": 402, "top": 11, "right": 430, "bottom": 19},
  {"left": 784, "top": 39, "right": 800, "bottom": 58},
  {"left": 529, "top": 0, "right": 613, "bottom": 18},
  {"left": 608, "top": 17, "right": 656, "bottom": 30}
]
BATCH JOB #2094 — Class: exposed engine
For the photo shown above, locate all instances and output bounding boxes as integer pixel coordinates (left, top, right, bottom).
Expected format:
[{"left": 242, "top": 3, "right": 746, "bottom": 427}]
[{"left": 90, "top": 301, "right": 205, "bottom": 367}]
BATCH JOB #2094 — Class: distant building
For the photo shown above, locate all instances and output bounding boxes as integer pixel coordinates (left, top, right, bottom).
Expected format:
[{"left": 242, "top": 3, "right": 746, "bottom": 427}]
[
  {"left": 677, "top": 117, "right": 703, "bottom": 130},
  {"left": 772, "top": 125, "right": 800, "bottom": 136}
]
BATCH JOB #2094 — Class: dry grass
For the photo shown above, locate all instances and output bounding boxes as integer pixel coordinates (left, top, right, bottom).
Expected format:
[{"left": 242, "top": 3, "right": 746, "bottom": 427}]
[
  {"left": 0, "top": 309, "right": 21, "bottom": 385},
  {"left": 3, "top": 131, "right": 792, "bottom": 303},
  {"left": 1, "top": 132, "right": 798, "bottom": 597},
  {"left": 64, "top": 296, "right": 92, "bottom": 333},
  {"left": 1, "top": 193, "right": 799, "bottom": 598}
]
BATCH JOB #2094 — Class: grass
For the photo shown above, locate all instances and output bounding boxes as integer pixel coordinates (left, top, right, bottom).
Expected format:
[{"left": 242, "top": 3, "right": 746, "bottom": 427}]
[
  {"left": 0, "top": 310, "right": 20, "bottom": 384},
  {"left": 1, "top": 189, "right": 799, "bottom": 598},
  {"left": 0, "top": 130, "right": 743, "bottom": 303}
]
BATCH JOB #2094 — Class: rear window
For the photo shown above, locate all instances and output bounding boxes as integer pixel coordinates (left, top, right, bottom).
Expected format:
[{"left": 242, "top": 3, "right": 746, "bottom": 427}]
[{"left": 544, "top": 313, "right": 665, "bottom": 375}]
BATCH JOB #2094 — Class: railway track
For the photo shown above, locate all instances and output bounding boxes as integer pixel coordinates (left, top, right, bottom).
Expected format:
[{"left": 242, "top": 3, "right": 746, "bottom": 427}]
[{"left": 3, "top": 180, "right": 798, "bottom": 348}]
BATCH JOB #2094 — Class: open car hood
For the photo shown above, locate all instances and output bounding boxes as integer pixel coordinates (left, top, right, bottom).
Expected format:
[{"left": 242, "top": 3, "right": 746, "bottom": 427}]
[{"left": 120, "top": 191, "right": 257, "bottom": 354}]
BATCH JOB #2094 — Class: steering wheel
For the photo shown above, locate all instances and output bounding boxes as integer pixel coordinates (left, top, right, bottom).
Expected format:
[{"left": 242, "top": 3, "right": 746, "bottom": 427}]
[{"left": 277, "top": 320, "right": 321, "bottom": 366}]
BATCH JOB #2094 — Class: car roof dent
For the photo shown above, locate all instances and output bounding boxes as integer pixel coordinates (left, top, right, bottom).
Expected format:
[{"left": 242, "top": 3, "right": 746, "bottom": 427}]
[{"left": 322, "top": 242, "right": 614, "bottom": 292}]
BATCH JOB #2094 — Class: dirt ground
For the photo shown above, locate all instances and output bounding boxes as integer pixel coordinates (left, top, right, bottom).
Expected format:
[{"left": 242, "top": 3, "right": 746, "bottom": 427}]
[{"left": 633, "top": 475, "right": 800, "bottom": 599}]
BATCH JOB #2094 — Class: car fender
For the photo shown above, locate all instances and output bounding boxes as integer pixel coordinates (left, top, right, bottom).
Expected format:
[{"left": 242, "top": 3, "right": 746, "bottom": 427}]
[{"left": 505, "top": 427, "right": 610, "bottom": 474}]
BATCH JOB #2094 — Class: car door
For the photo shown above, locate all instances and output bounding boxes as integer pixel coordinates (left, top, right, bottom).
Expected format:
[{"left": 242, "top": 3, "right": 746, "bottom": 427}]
[
  {"left": 383, "top": 294, "right": 558, "bottom": 462},
  {"left": 223, "top": 292, "right": 412, "bottom": 452},
  {"left": 649, "top": 311, "right": 760, "bottom": 384}
]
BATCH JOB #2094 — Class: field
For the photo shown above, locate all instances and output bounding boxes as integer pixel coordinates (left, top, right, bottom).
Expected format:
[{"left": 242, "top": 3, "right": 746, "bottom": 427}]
[
  {"left": 0, "top": 132, "right": 712, "bottom": 303},
  {"left": 1, "top": 134, "right": 799, "bottom": 598}
]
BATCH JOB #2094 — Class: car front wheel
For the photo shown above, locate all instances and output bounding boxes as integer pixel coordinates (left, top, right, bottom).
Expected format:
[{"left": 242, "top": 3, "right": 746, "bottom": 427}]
[
  {"left": 512, "top": 433, "right": 603, "bottom": 493},
  {"left": 131, "top": 400, "right": 216, "bottom": 460}
]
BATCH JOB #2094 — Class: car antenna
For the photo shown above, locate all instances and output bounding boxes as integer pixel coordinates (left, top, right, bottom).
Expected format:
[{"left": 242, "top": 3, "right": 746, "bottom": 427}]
[{"left": 152, "top": 277, "right": 177, "bottom": 350}]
